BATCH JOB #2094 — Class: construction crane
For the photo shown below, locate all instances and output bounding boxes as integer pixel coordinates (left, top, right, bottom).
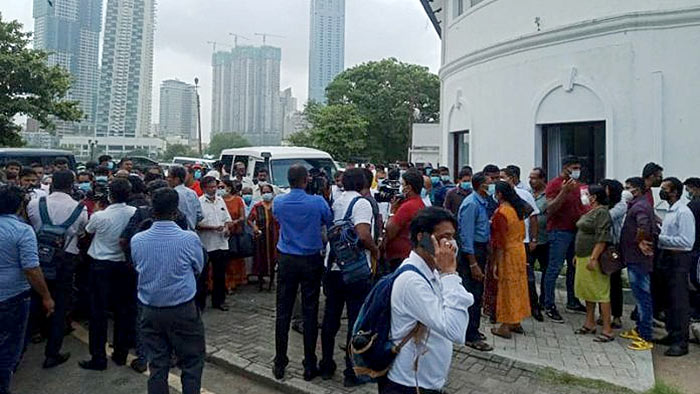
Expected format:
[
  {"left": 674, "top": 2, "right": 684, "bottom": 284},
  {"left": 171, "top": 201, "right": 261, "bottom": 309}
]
[
  {"left": 254, "top": 32, "right": 285, "bottom": 45},
  {"left": 206, "top": 40, "right": 231, "bottom": 53},
  {"left": 228, "top": 33, "right": 250, "bottom": 47}
]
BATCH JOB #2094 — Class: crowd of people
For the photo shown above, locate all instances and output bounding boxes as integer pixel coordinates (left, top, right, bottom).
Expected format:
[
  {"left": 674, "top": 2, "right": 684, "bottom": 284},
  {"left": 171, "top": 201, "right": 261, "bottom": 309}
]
[{"left": 1, "top": 153, "right": 699, "bottom": 394}]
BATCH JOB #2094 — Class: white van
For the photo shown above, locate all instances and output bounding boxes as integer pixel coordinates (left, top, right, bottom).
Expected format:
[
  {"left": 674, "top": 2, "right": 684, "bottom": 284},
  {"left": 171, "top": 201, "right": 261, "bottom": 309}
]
[{"left": 219, "top": 146, "right": 338, "bottom": 189}]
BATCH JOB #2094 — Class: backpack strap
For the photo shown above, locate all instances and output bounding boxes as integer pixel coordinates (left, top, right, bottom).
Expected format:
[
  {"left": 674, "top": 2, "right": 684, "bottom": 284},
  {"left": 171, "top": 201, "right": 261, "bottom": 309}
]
[
  {"left": 395, "top": 264, "right": 434, "bottom": 291},
  {"left": 38, "top": 197, "right": 55, "bottom": 227},
  {"left": 58, "top": 202, "right": 85, "bottom": 230},
  {"left": 343, "top": 196, "right": 364, "bottom": 221}
]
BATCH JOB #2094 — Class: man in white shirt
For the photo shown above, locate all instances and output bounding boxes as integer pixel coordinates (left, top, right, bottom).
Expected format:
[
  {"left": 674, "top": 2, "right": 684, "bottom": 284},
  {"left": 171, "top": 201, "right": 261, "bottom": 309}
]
[
  {"left": 79, "top": 178, "right": 137, "bottom": 371},
  {"left": 19, "top": 166, "right": 48, "bottom": 200},
  {"left": 383, "top": 207, "right": 473, "bottom": 393},
  {"left": 655, "top": 177, "right": 696, "bottom": 357},
  {"left": 319, "top": 168, "right": 379, "bottom": 387},
  {"left": 27, "top": 170, "right": 88, "bottom": 369},
  {"left": 252, "top": 168, "right": 281, "bottom": 200},
  {"left": 197, "top": 176, "right": 233, "bottom": 311},
  {"left": 168, "top": 166, "right": 203, "bottom": 231},
  {"left": 232, "top": 161, "right": 254, "bottom": 191}
]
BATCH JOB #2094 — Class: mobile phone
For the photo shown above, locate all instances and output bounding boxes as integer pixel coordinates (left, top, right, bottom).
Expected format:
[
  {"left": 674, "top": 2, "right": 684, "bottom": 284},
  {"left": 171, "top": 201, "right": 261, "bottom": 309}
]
[{"left": 419, "top": 232, "right": 435, "bottom": 256}]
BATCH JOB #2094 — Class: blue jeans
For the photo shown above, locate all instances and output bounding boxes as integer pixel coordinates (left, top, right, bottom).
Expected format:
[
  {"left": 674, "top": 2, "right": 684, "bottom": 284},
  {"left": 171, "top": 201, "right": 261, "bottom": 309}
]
[
  {"left": 543, "top": 230, "right": 579, "bottom": 309},
  {"left": 627, "top": 265, "right": 653, "bottom": 341},
  {"left": 0, "top": 292, "right": 31, "bottom": 394}
]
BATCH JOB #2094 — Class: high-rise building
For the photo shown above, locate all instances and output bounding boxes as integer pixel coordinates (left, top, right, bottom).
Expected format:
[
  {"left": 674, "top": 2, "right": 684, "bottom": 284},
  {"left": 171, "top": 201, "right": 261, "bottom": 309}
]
[
  {"left": 159, "top": 79, "right": 197, "bottom": 145},
  {"left": 95, "top": 0, "right": 155, "bottom": 138},
  {"left": 211, "top": 45, "right": 282, "bottom": 146},
  {"left": 32, "top": 0, "right": 102, "bottom": 136},
  {"left": 308, "top": 0, "right": 345, "bottom": 104},
  {"left": 279, "top": 87, "right": 297, "bottom": 129}
]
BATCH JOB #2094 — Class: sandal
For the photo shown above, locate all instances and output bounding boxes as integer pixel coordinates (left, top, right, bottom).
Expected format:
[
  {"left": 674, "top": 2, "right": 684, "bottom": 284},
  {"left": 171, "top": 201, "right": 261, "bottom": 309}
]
[
  {"left": 593, "top": 333, "right": 615, "bottom": 343},
  {"left": 491, "top": 327, "right": 512, "bottom": 339},
  {"left": 574, "top": 326, "right": 597, "bottom": 335},
  {"left": 511, "top": 326, "right": 525, "bottom": 335},
  {"left": 465, "top": 341, "right": 494, "bottom": 352},
  {"left": 478, "top": 332, "right": 487, "bottom": 341},
  {"left": 628, "top": 339, "right": 654, "bottom": 351}
]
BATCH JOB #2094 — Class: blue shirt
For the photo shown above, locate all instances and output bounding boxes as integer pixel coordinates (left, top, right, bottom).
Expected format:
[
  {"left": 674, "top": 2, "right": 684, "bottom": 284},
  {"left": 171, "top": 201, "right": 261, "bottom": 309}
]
[
  {"left": 273, "top": 188, "right": 333, "bottom": 256},
  {"left": 131, "top": 221, "right": 204, "bottom": 307},
  {"left": 0, "top": 215, "right": 40, "bottom": 302},
  {"left": 175, "top": 184, "right": 204, "bottom": 231},
  {"left": 458, "top": 192, "right": 491, "bottom": 254}
]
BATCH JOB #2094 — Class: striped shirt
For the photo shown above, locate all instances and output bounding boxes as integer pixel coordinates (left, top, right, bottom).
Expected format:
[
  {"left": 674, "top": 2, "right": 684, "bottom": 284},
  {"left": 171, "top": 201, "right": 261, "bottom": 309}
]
[{"left": 131, "top": 221, "right": 204, "bottom": 307}]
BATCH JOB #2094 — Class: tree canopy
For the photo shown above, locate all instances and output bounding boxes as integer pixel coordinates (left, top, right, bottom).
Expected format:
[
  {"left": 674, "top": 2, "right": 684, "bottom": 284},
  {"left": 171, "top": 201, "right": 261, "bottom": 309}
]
[
  {"left": 161, "top": 143, "right": 196, "bottom": 161},
  {"left": 206, "top": 132, "right": 250, "bottom": 158},
  {"left": 0, "top": 15, "right": 83, "bottom": 146}
]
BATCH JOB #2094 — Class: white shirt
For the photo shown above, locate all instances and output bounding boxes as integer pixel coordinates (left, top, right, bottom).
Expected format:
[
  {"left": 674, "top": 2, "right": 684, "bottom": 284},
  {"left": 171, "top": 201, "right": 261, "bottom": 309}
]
[
  {"left": 29, "top": 188, "right": 48, "bottom": 201},
  {"left": 326, "top": 191, "right": 374, "bottom": 270},
  {"left": 86, "top": 202, "right": 136, "bottom": 261},
  {"left": 659, "top": 200, "right": 696, "bottom": 251},
  {"left": 422, "top": 195, "right": 432, "bottom": 207},
  {"left": 27, "top": 191, "right": 88, "bottom": 255},
  {"left": 515, "top": 187, "right": 540, "bottom": 244},
  {"left": 234, "top": 176, "right": 255, "bottom": 191},
  {"left": 516, "top": 181, "right": 532, "bottom": 194},
  {"left": 388, "top": 252, "right": 473, "bottom": 390},
  {"left": 197, "top": 194, "right": 232, "bottom": 252},
  {"left": 331, "top": 185, "right": 344, "bottom": 203}
]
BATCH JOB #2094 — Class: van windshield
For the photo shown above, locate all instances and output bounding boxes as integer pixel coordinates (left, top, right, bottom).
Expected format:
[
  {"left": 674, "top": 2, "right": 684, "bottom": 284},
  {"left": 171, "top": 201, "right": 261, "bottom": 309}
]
[{"left": 270, "top": 158, "right": 337, "bottom": 188}]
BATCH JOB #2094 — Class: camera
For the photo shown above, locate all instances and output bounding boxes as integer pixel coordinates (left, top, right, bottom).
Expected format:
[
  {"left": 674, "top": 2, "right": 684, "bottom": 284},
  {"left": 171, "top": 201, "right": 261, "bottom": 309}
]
[
  {"left": 306, "top": 168, "right": 330, "bottom": 199},
  {"left": 374, "top": 179, "right": 402, "bottom": 203}
]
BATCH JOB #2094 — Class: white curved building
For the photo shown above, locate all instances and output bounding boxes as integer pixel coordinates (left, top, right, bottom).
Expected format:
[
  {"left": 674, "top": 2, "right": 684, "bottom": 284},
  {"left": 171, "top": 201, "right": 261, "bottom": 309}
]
[{"left": 421, "top": 0, "right": 700, "bottom": 183}]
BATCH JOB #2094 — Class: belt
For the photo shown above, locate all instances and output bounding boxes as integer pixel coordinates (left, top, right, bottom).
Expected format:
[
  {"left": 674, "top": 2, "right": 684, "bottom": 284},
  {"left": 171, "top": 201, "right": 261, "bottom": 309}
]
[
  {"left": 139, "top": 297, "right": 195, "bottom": 310},
  {"left": 0, "top": 290, "right": 31, "bottom": 305},
  {"left": 663, "top": 249, "right": 692, "bottom": 255}
]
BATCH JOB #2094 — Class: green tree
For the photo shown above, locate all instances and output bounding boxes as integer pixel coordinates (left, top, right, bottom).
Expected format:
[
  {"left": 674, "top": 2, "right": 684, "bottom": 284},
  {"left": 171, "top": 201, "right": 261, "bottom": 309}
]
[
  {"left": 287, "top": 104, "right": 368, "bottom": 162},
  {"left": 0, "top": 15, "right": 83, "bottom": 146},
  {"left": 206, "top": 132, "right": 250, "bottom": 157},
  {"left": 325, "top": 58, "right": 440, "bottom": 162},
  {"left": 161, "top": 144, "right": 196, "bottom": 161}
]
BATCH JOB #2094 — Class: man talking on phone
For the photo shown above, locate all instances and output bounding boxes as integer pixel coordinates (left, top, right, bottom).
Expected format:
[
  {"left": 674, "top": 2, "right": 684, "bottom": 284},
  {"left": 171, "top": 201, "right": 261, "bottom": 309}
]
[{"left": 382, "top": 207, "right": 473, "bottom": 394}]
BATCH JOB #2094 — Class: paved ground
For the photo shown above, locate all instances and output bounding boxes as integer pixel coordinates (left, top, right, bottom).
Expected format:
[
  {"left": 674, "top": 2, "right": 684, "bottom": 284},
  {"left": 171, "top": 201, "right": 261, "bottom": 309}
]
[
  {"left": 12, "top": 331, "right": 277, "bottom": 394},
  {"left": 202, "top": 284, "right": 658, "bottom": 394}
]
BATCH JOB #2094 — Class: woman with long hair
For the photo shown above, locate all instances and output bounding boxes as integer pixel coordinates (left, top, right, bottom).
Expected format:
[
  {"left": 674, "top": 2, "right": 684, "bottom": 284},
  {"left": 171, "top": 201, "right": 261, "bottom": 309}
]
[
  {"left": 600, "top": 179, "right": 626, "bottom": 328},
  {"left": 490, "top": 181, "right": 531, "bottom": 338},
  {"left": 222, "top": 179, "right": 247, "bottom": 291},
  {"left": 573, "top": 184, "right": 614, "bottom": 342},
  {"left": 247, "top": 183, "right": 279, "bottom": 291}
]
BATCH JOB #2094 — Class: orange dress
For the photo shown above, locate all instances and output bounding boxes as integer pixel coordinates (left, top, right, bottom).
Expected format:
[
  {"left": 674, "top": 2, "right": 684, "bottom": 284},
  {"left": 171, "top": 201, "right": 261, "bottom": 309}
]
[
  {"left": 492, "top": 203, "right": 531, "bottom": 324},
  {"left": 224, "top": 195, "right": 247, "bottom": 289}
]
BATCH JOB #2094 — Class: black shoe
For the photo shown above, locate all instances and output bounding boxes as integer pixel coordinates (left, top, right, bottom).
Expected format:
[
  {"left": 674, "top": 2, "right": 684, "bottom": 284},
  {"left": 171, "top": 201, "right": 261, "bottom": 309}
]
[
  {"left": 42, "top": 352, "right": 71, "bottom": 369},
  {"left": 654, "top": 336, "right": 674, "bottom": 346},
  {"left": 343, "top": 375, "right": 363, "bottom": 388},
  {"left": 566, "top": 303, "right": 587, "bottom": 314},
  {"left": 546, "top": 307, "right": 564, "bottom": 323},
  {"left": 319, "top": 361, "right": 336, "bottom": 380},
  {"left": 532, "top": 309, "right": 544, "bottom": 322},
  {"left": 664, "top": 345, "right": 689, "bottom": 357},
  {"left": 78, "top": 359, "right": 107, "bottom": 371},
  {"left": 214, "top": 304, "right": 229, "bottom": 312},
  {"left": 111, "top": 353, "right": 127, "bottom": 366},
  {"left": 303, "top": 367, "right": 319, "bottom": 381},
  {"left": 130, "top": 358, "right": 147, "bottom": 373},
  {"left": 630, "top": 308, "right": 639, "bottom": 322},
  {"left": 291, "top": 321, "right": 304, "bottom": 334},
  {"left": 272, "top": 364, "right": 285, "bottom": 380}
]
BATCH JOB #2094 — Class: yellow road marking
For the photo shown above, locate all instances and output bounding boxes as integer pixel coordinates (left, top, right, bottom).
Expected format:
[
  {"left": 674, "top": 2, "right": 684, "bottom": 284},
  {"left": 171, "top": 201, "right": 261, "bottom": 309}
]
[{"left": 71, "top": 323, "right": 216, "bottom": 394}]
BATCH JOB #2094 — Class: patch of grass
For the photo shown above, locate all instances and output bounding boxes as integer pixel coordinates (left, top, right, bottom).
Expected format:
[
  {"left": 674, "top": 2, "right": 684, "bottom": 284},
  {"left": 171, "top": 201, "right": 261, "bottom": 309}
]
[
  {"left": 645, "top": 381, "right": 683, "bottom": 394},
  {"left": 538, "top": 368, "right": 684, "bottom": 394}
]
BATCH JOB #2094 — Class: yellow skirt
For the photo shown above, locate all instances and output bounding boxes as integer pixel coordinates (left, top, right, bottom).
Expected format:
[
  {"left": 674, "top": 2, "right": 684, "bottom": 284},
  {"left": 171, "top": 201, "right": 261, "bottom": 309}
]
[{"left": 574, "top": 256, "right": 610, "bottom": 303}]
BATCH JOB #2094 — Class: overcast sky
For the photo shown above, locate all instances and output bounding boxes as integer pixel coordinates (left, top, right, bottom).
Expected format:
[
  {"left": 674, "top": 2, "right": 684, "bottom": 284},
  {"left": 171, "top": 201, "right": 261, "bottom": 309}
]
[{"left": 3, "top": 0, "right": 440, "bottom": 142}]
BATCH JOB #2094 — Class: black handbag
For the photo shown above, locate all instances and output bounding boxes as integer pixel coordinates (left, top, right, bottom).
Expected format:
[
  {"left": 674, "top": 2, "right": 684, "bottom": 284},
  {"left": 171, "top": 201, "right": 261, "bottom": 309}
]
[
  {"left": 229, "top": 223, "right": 254, "bottom": 258},
  {"left": 600, "top": 244, "right": 624, "bottom": 275}
]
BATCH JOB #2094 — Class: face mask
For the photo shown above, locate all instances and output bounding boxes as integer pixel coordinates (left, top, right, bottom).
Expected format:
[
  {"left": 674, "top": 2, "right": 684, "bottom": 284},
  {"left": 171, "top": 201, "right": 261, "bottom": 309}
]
[
  {"left": 487, "top": 184, "right": 496, "bottom": 196},
  {"left": 581, "top": 194, "right": 591, "bottom": 205},
  {"left": 96, "top": 175, "right": 108, "bottom": 183},
  {"left": 216, "top": 189, "right": 226, "bottom": 197},
  {"left": 621, "top": 190, "right": 634, "bottom": 203},
  {"left": 687, "top": 191, "right": 694, "bottom": 200},
  {"left": 107, "top": 162, "right": 114, "bottom": 170},
  {"left": 460, "top": 181, "right": 472, "bottom": 191},
  {"left": 399, "top": 170, "right": 407, "bottom": 177},
  {"left": 570, "top": 169, "right": 581, "bottom": 180},
  {"left": 420, "top": 189, "right": 428, "bottom": 199},
  {"left": 441, "top": 175, "right": 451, "bottom": 183},
  {"left": 262, "top": 193, "right": 274, "bottom": 202},
  {"left": 430, "top": 176, "right": 441, "bottom": 185},
  {"left": 659, "top": 190, "right": 670, "bottom": 201},
  {"left": 243, "top": 195, "right": 252, "bottom": 205},
  {"left": 194, "top": 170, "right": 202, "bottom": 180},
  {"left": 78, "top": 182, "right": 92, "bottom": 192}
]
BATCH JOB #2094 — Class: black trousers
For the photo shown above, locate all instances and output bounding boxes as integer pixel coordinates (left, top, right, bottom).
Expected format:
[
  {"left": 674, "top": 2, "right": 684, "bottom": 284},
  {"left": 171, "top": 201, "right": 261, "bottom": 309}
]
[
  {"left": 661, "top": 251, "right": 692, "bottom": 348},
  {"left": 651, "top": 248, "right": 668, "bottom": 318},
  {"left": 195, "top": 248, "right": 209, "bottom": 311},
  {"left": 208, "top": 250, "right": 229, "bottom": 308},
  {"left": 29, "top": 253, "right": 77, "bottom": 358},
  {"left": 531, "top": 243, "right": 550, "bottom": 306},
  {"left": 140, "top": 300, "right": 205, "bottom": 394},
  {"left": 610, "top": 270, "right": 623, "bottom": 319},
  {"left": 377, "top": 377, "right": 444, "bottom": 394},
  {"left": 458, "top": 242, "right": 488, "bottom": 342},
  {"left": 320, "top": 270, "right": 371, "bottom": 377},
  {"left": 525, "top": 244, "right": 541, "bottom": 314},
  {"left": 274, "top": 252, "right": 323, "bottom": 370},
  {"left": 691, "top": 252, "right": 700, "bottom": 319},
  {"left": 88, "top": 260, "right": 137, "bottom": 363}
]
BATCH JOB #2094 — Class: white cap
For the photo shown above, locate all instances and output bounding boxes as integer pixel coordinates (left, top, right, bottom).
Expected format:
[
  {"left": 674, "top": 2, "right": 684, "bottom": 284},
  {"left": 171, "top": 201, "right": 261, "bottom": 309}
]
[{"left": 205, "top": 170, "right": 221, "bottom": 181}]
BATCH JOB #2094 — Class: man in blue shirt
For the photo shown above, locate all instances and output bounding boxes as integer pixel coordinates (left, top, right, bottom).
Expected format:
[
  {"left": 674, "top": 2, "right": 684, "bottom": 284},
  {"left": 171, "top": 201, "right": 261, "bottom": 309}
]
[
  {"left": 0, "top": 185, "right": 54, "bottom": 394},
  {"left": 457, "top": 172, "right": 494, "bottom": 352},
  {"left": 272, "top": 164, "right": 333, "bottom": 381},
  {"left": 131, "top": 187, "right": 205, "bottom": 394}
]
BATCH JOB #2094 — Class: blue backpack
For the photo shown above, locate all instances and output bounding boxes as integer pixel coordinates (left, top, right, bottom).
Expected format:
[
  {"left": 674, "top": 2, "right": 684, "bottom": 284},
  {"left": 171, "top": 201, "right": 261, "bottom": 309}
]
[
  {"left": 36, "top": 197, "right": 84, "bottom": 280},
  {"left": 327, "top": 196, "right": 372, "bottom": 284},
  {"left": 350, "top": 264, "right": 433, "bottom": 380}
]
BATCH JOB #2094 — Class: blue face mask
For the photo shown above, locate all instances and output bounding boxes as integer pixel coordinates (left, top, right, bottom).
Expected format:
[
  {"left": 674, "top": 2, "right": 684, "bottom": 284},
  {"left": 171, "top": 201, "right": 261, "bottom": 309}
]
[
  {"left": 95, "top": 175, "right": 108, "bottom": 184},
  {"left": 441, "top": 175, "right": 451, "bottom": 183},
  {"left": 460, "top": 181, "right": 472, "bottom": 191},
  {"left": 420, "top": 189, "right": 428, "bottom": 199},
  {"left": 107, "top": 162, "right": 114, "bottom": 170},
  {"left": 262, "top": 193, "right": 274, "bottom": 202},
  {"left": 243, "top": 195, "right": 252, "bottom": 205},
  {"left": 430, "top": 176, "right": 441, "bottom": 185},
  {"left": 78, "top": 182, "right": 92, "bottom": 192},
  {"left": 487, "top": 184, "right": 496, "bottom": 196},
  {"left": 194, "top": 170, "right": 202, "bottom": 180}
]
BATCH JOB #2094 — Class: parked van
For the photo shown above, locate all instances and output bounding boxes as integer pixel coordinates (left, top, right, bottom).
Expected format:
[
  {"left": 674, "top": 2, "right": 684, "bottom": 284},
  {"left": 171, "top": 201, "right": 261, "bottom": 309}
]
[
  {"left": 0, "top": 148, "right": 77, "bottom": 170},
  {"left": 171, "top": 156, "right": 214, "bottom": 169},
  {"left": 220, "top": 146, "right": 338, "bottom": 189}
]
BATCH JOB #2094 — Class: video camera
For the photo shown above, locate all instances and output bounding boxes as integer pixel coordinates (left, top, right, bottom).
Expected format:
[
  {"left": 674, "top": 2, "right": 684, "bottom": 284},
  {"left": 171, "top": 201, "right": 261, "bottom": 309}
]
[
  {"left": 306, "top": 168, "right": 330, "bottom": 200},
  {"left": 374, "top": 179, "right": 402, "bottom": 203}
]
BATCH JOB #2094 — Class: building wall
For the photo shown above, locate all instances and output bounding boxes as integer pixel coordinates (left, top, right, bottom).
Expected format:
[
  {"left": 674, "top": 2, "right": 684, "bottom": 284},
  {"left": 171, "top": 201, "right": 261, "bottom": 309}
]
[
  {"left": 159, "top": 80, "right": 197, "bottom": 145},
  {"left": 308, "top": 0, "right": 345, "bottom": 103},
  {"left": 439, "top": 1, "right": 700, "bottom": 182}
]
